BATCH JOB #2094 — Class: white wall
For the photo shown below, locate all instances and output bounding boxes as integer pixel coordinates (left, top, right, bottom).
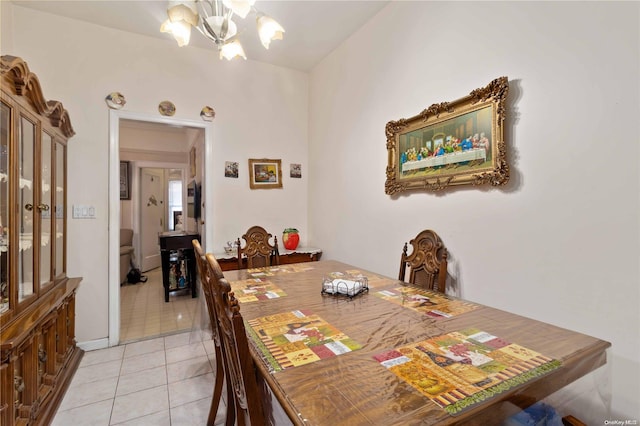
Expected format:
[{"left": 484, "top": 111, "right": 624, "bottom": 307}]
[
  {"left": 5, "top": 6, "right": 309, "bottom": 344},
  {"left": 0, "top": 1, "right": 14, "bottom": 54},
  {"left": 309, "top": 1, "right": 638, "bottom": 421}
]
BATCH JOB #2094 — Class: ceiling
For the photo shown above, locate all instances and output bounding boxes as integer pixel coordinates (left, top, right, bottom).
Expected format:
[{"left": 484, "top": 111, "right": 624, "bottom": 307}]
[{"left": 11, "top": 0, "right": 390, "bottom": 72}]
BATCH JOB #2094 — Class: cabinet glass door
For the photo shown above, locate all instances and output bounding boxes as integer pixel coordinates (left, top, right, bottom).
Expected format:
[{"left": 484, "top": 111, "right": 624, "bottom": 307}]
[
  {"left": 18, "top": 115, "right": 35, "bottom": 302},
  {"left": 39, "top": 131, "right": 52, "bottom": 288},
  {"left": 55, "top": 141, "right": 65, "bottom": 278},
  {"left": 0, "top": 102, "right": 9, "bottom": 313}
]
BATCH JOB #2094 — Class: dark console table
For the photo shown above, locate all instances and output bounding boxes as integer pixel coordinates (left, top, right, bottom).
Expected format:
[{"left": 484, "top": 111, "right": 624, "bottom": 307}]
[{"left": 159, "top": 232, "right": 199, "bottom": 302}]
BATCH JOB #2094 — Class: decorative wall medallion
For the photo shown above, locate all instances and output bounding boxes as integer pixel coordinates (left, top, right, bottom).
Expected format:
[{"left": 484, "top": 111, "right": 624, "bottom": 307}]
[
  {"left": 200, "top": 106, "right": 216, "bottom": 121},
  {"left": 105, "top": 92, "right": 126, "bottom": 109},
  {"left": 158, "top": 100, "right": 176, "bottom": 116}
]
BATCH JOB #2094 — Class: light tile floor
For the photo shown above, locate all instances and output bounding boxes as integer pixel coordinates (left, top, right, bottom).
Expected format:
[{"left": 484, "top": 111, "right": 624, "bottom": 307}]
[
  {"left": 52, "top": 331, "right": 226, "bottom": 425},
  {"left": 120, "top": 267, "right": 203, "bottom": 343},
  {"left": 54, "top": 270, "right": 215, "bottom": 425}
]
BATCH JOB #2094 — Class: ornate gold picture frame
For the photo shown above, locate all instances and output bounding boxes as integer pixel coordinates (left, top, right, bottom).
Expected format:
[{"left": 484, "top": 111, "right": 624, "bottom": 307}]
[
  {"left": 248, "top": 158, "right": 283, "bottom": 189},
  {"left": 385, "top": 76, "right": 509, "bottom": 194}
]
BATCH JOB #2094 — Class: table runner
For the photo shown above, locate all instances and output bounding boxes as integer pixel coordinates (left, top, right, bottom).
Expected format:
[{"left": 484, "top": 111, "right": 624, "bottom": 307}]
[{"left": 373, "top": 328, "right": 561, "bottom": 415}]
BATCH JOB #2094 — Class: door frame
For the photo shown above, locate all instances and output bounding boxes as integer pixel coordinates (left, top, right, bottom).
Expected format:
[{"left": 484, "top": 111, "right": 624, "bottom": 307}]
[{"left": 108, "top": 110, "right": 213, "bottom": 347}]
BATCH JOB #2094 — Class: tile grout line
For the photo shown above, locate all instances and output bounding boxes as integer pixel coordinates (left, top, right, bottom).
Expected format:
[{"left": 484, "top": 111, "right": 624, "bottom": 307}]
[{"left": 107, "top": 351, "right": 124, "bottom": 426}]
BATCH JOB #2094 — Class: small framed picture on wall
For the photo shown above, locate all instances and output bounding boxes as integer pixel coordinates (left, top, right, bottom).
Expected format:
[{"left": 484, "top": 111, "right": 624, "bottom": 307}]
[
  {"left": 290, "top": 163, "right": 302, "bottom": 178},
  {"left": 248, "top": 158, "right": 282, "bottom": 189},
  {"left": 225, "top": 161, "right": 239, "bottom": 178}
]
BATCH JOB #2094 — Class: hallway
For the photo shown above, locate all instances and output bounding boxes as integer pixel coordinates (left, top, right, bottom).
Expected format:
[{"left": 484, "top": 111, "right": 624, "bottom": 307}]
[{"left": 120, "top": 267, "right": 203, "bottom": 343}]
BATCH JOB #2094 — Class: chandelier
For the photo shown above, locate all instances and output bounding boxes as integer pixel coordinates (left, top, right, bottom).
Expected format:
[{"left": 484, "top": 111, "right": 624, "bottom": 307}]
[{"left": 160, "top": 0, "right": 285, "bottom": 61}]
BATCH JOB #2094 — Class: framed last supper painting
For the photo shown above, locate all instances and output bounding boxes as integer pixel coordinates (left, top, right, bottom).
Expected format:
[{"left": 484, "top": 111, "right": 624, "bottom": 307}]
[{"left": 385, "top": 76, "right": 510, "bottom": 194}]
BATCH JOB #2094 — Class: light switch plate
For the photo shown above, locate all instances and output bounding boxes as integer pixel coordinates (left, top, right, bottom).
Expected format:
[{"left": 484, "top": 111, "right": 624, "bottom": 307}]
[{"left": 72, "top": 204, "right": 96, "bottom": 219}]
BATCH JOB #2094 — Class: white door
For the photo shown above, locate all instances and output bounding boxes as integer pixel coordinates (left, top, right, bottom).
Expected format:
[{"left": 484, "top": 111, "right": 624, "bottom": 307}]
[{"left": 140, "top": 168, "right": 164, "bottom": 272}]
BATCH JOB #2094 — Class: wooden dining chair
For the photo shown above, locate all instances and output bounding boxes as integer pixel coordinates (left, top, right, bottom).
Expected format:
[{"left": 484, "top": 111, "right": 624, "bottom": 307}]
[
  {"left": 399, "top": 229, "right": 448, "bottom": 293},
  {"left": 562, "top": 415, "right": 587, "bottom": 426},
  {"left": 192, "top": 240, "right": 233, "bottom": 426},
  {"left": 206, "top": 253, "right": 268, "bottom": 426},
  {"left": 237, "top": 225, "right": 280, "bottom": 269}
]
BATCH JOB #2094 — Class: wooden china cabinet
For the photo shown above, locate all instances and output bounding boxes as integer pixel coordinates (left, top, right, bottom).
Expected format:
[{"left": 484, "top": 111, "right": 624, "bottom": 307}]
[{"left": 0, "top": 56, "right": 83, "bottom": 425}]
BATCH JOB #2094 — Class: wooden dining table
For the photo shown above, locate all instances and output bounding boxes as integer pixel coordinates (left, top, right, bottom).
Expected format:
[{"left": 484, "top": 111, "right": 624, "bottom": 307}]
[{"left": 224, "top": 260, "right": 610, "bottom": 425}]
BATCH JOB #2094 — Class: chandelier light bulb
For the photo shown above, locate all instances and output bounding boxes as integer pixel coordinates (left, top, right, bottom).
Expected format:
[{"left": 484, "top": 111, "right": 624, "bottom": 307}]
[
  {"left": 160, "top": 19, "right": 192, "bottom": 47},
  {"left": 222, "top": 0, "right": 256, "bottom": 19},
  {"left": 256, "top": 14, "right": 285, "bottom": 49},
  {"left": 219, "top": 40, "right": 247, "bottom": 60},
  {"left": 167, "top": 3, "right": 198, "bottom": 26},
  {"left": 161, "top": 2, "right": 198, "bottom": 46}
]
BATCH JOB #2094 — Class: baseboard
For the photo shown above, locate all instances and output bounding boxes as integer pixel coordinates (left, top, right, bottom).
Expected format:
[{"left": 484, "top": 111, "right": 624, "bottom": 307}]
[{"left": 77, "top": 337, "right": 110, "bottom": 351}]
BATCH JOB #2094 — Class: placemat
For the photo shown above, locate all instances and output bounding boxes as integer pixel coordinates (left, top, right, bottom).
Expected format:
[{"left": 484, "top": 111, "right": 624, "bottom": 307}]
[
  {"left": 342, "top": 269, "right": 386, "bottom": 287},
  {"left": 230, "top": 278, "right": 286, "bottom": 303},
  {"left": 375, "top": 287, "right": 479, "bottom": 318},
  {"left": 373, "top": 328, "right": 561, "bottom": 415},
  {"left": 247, "top": 264, "right": 315, "bottom": 278},
  {"left": 246, "top": 310, "right": 362, "bottom": 372}
]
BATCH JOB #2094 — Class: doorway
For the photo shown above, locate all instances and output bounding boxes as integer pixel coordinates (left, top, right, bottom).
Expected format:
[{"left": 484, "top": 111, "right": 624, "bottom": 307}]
[
  {"left": 138, "top": 167, "right": 185, "bottom": 272},
  {"left": 108, "top": 110, "right": 213, "bottom": 347},
  {"left": 139, "top": 167, "right": 167, "bottom": 272}
]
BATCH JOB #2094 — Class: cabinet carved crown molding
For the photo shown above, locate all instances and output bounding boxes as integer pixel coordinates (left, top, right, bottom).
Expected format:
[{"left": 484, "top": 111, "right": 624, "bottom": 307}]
[{"left": 1, "top": 55, "right": 74, "bottom": 137}]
